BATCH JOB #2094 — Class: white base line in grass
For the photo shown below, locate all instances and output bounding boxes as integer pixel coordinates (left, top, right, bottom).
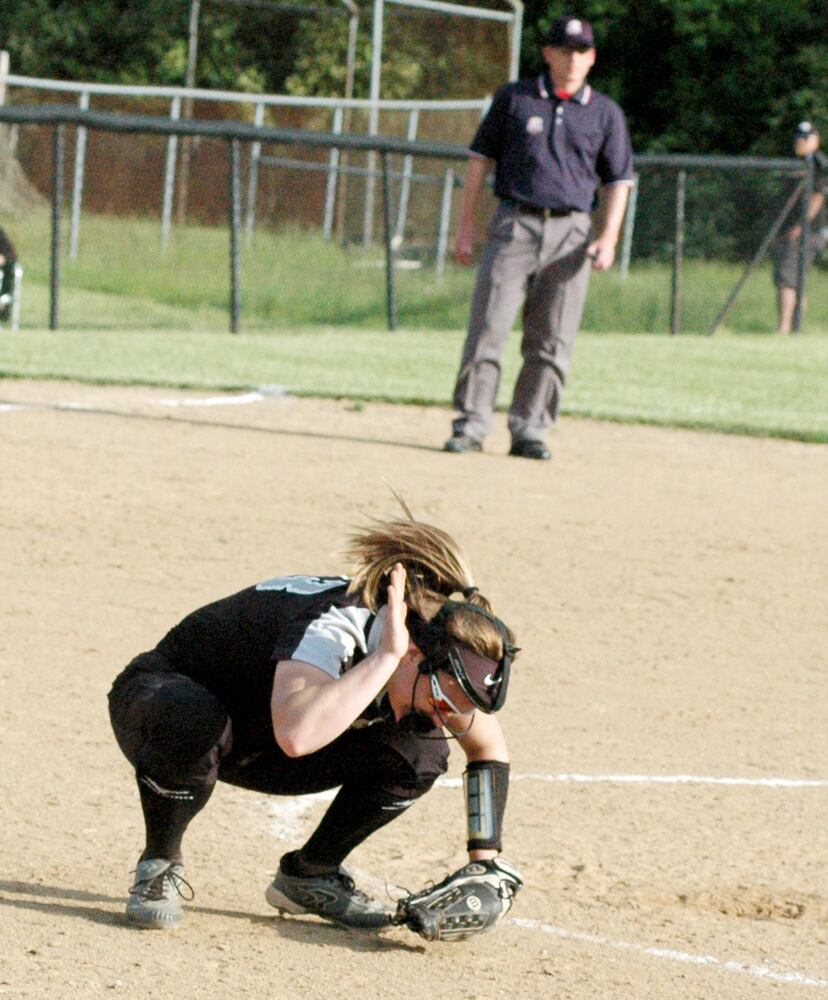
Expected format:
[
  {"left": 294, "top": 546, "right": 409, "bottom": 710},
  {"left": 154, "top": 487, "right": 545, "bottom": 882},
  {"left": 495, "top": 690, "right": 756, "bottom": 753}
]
[
  {"left": 438, "top": 773, "right": 828, "bottom": 788},
  {"left": 155, "top": 391, "right": 267, "bottom": 407},
  {"left": 509, "top": 917, "right": 828, "bottom": 989}
]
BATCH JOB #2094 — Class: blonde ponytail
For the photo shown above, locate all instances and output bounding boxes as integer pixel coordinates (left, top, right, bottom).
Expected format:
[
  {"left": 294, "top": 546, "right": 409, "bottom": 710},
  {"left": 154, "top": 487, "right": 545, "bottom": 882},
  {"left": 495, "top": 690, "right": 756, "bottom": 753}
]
[{"left": 345, "top": 516, "right": 484, "bottom": 616}]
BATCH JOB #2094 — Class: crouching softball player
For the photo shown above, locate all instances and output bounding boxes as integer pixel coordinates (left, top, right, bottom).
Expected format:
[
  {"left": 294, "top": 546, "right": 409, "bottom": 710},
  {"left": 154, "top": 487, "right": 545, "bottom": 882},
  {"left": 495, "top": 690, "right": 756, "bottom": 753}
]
[{"left": 108, "top": 511, "right": 523, "bottom": 939}]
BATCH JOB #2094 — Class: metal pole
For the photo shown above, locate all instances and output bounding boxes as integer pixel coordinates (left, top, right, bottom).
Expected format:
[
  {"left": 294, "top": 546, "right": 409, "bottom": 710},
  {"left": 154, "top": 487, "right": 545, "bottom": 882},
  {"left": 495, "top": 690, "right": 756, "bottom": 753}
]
[
  {"left": 228, "top": 138, "right": 241, "bottom": 333},
  {"left": 394, "top": 108, "right": 419, "bottom": 242},
  {"left": 435, "top": 165, "right": 454, "bottom": 284},
  {"left": 69, "top": 90, "right": 89, "bottom": 259},
  {"left": 0, "top": 49, "right": 8, "bottom": 104},
  {"left": 343, "top": 2, "right": 359, "bottom": 103},
  {"left": 365, "top": 0, "right": 384, "bottom": 245},
  {"left": 161, "top": 95, "right": 181, "bottom": 248},
  {"left": 707, "top": 178, "right": 804, "bottom": 336},
  {"left": 324, "top": 106, "right": 344, "bottom": 239},
  {"left": 670, "top": 169, "right": 685, "bottom": 335},
  {"left": 50, "top": 125, "right": 65, "bottom": 331},
  {"left": 619, "top": 172, "right": 638, "bottom": 279},
  {"left": 245, "top": 101, "right": 265, "bottom": 246},
  {"left": 792, "top": 157, "right": 815, "bottom": 333},
  {"left": 336, "top": 5, "right": 359, "bottom": 241},
  {"left": 381, "top": 151, "right": 397, "bottom": 330},
  {"left": 177, "top": 0, "right": 201, "bottom": 224},
  {"left": 504, "top": 0, "right": 523, "bottom": 80}
]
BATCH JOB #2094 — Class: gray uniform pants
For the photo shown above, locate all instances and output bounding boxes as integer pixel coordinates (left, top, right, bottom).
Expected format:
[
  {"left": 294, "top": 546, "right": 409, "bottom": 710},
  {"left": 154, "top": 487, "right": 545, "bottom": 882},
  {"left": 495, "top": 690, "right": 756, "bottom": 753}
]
[{"left": 452, "top": 201, "right": 592, "bottom": 443}]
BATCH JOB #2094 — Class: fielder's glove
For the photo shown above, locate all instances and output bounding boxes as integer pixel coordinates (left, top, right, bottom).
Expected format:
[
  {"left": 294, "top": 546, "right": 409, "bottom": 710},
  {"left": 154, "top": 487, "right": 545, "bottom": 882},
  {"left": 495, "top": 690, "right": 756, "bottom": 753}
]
[{"left": 392, "top": 857, "right": 523, "bottom": 941}]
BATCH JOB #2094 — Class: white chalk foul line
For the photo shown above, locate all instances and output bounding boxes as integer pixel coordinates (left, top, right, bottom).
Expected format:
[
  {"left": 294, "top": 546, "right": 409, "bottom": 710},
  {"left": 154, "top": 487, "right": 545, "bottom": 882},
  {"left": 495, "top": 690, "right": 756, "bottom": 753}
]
[
  {"left": 155, "top": 391, "right": 267, "bottom": 407},
  {"left": 438, "top": 773, "right": 828, "bottom": 789},
  {"left": 509, "top": 917, "right": 828, "bottom": 989}
]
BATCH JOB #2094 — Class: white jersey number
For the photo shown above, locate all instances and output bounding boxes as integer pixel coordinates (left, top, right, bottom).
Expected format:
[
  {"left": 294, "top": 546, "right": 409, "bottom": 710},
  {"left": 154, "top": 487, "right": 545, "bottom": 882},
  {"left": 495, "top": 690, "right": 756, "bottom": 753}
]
[{"left": 255, "top": 574, "right": 349, "bottom": 595}]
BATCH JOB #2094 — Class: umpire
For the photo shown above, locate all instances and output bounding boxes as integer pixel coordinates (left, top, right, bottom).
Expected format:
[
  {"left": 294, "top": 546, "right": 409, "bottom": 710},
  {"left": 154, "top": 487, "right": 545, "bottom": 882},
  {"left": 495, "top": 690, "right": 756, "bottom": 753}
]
[{"left": 444, "top": 15, "right": 634, "bottom": 460}]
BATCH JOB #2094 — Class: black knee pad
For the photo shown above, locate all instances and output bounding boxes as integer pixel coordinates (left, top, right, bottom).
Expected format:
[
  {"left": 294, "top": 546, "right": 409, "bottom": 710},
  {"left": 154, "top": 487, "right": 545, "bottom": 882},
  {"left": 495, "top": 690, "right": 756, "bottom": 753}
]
[{"left": 109, "top": 659, "right": 229, "bottom": 786}]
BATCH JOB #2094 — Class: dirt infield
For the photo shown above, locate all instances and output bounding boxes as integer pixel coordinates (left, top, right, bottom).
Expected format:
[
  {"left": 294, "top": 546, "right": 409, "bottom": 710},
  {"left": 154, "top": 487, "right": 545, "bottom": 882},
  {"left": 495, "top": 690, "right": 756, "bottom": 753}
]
[{"left": 1, "top": 378, "right": 826, "bottom": 999}]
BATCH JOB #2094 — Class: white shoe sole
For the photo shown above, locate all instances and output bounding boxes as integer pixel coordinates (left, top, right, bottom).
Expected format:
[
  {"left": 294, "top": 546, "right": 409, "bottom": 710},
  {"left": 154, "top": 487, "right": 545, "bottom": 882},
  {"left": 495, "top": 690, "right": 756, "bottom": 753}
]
[{"left": 265, "top": 881, "right": 307, "bottom": 916}]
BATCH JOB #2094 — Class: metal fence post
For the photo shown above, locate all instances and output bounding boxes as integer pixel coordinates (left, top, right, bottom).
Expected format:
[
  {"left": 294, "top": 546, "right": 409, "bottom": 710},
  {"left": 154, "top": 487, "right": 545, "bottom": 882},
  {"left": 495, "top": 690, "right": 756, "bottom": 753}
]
[
  {"left": 323, "top": 106, "right": 344, "bottom": 240},
  {"left": 245, "top": 101, "right": 265, "bottom": 246},
  {"left": 394, "top": 108, "right": 419, "bottom": 242},
  {"left": 670, "top": 169, "right": 686, "bottom": 335},
  {"left": 50, "top": 124, "right": 65, "bottom": 331},
  {"left": 69, "top": 90, "right": 89, "bottom": 259},
  {"left": 381, "top": 151, "right": 397, "bottom": 330},
  {"left": 792, "top": 156, "right": 815, "bottom": 333},
  {"left": 160, "top": 95, "right": 181, "bottom": 249},
  {"left": 619, "top": 172, "right": 638, "bottom": 279},
  {"left": 707, "top": 178, "right": 804, "bottom": 336},
  {"left": 435, "top": 166, "right": 454, "bottom": 285},
  {"left": 365, "top": 0, "right": 385, "bottom": 246},
  {"left": 228, "top": 138, "right": 241, "bottom": 333}
]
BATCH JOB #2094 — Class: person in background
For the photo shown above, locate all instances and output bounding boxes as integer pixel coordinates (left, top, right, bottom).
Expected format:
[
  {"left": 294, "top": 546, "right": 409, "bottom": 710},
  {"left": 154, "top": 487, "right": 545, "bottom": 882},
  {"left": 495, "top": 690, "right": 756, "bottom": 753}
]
[
  {"left": 444, "top": 15, "right": 634, "bottom": 460},
  {"left": 773, "top": 121, "right": 827, "bottom": 334}
]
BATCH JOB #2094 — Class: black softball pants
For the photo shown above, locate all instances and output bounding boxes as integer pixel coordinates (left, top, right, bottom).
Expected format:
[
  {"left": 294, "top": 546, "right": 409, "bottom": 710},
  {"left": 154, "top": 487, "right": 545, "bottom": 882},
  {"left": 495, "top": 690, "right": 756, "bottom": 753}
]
[{"left": 108, "top": 654, "right": 449, "bottom": 868}]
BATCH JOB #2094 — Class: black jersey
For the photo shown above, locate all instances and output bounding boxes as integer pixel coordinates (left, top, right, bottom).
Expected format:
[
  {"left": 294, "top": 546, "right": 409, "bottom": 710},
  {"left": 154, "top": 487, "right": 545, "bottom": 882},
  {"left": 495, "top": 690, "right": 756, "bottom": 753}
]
[{"left": 148, "top": 574, "right": 382, "bottom": 747}]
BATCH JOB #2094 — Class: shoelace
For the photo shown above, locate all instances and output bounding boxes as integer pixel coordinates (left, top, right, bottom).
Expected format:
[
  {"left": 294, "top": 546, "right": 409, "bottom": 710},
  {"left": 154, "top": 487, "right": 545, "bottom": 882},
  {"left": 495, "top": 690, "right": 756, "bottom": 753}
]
[
  {"left": 317, "top": 870, "right": 373, "bottom": 904},
  {"left": 131, "top": 865, "right": 195, "bottom": 902}
]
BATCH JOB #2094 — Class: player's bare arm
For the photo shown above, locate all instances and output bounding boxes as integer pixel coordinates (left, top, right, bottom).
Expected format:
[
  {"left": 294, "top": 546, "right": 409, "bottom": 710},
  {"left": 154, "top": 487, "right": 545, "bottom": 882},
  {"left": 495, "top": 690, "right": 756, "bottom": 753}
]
[{"left": 271, "top": 564, "right": 409, "bottom": 756}]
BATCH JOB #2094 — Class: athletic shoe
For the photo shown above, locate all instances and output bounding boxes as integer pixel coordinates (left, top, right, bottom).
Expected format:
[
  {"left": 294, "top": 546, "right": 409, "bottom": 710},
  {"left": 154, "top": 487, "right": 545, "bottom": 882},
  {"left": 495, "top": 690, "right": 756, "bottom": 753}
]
[
  {"left": 443, "top": 434, "right": 482, "bottom": 454},
  {"left": 509, "top": 439, "right": 551, "bottom": 461},
  {"left": 266, "top": 857, "right": 392, "bottom": 929},
  {"left": 126, "top": 858, "right": 193, "bottom": 930}
]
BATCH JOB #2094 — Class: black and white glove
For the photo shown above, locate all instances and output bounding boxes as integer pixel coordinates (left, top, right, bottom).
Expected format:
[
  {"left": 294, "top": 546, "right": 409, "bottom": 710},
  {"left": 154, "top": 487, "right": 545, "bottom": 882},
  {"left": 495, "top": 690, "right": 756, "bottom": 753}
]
[{"left": 392, "top": 857, "right": 522, "bottom": 941}]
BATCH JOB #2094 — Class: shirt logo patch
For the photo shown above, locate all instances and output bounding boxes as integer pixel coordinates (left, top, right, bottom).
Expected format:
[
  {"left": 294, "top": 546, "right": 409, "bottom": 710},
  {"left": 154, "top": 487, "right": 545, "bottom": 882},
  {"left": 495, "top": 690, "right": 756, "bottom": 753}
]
[{"left": 526, "top": 115, "right": 544, "bottom": 135}]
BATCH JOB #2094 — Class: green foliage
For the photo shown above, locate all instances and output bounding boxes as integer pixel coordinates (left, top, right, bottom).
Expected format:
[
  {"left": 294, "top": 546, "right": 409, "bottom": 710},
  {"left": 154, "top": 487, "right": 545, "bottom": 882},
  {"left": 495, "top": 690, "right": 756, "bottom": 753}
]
[
  {"left": 1, "top": 0, "right": 825, "bottom": 155},
  {"left": 283, "top": 15, "right": 506, "bottom": 100},
  {"left": 521, "top": 0, "right": 827, "bottom": 155}
]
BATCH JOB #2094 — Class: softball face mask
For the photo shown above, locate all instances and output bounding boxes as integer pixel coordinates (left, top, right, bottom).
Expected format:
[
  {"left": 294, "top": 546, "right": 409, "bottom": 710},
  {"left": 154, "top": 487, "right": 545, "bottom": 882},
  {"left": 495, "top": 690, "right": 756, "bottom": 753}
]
[
  {"left": 411, "top": 601, "right": 518, "bottom": 713},
  {"left": 429, "top": 670, "right": 476, "bottom": 717}
]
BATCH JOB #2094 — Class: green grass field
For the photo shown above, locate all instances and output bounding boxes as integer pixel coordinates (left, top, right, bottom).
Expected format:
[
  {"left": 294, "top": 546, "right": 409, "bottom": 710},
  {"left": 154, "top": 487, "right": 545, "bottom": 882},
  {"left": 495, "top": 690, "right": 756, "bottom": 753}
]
[
  {"left": 12, "top": 209, "right": 828, "bottom": 334},
  {"left": 2, "top": 212, "right": 827, "bottom": 442}
]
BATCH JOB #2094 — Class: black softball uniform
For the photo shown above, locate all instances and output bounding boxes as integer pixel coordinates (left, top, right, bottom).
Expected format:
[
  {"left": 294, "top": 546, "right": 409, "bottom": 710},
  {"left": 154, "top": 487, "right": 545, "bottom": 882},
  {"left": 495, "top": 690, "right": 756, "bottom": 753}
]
[{"left": 108, "top": 574, "right": 449, "bottom": 868}]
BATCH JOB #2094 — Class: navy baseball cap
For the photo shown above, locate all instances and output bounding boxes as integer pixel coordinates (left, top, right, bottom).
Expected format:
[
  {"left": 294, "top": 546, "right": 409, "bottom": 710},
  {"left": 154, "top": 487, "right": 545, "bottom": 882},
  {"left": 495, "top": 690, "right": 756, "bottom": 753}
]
[
  {"left": 546, "top": 15, "right": 595, "bottom": 49},
  {"left": 794, "top": 121, "right": 818, "bottom": 139}
]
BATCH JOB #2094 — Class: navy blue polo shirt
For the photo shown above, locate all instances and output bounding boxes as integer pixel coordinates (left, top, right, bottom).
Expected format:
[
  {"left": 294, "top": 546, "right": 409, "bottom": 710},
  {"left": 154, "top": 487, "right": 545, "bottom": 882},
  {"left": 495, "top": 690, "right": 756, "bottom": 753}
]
[{"left": 470, "top": 75, "right": 634, "bottom": 213}]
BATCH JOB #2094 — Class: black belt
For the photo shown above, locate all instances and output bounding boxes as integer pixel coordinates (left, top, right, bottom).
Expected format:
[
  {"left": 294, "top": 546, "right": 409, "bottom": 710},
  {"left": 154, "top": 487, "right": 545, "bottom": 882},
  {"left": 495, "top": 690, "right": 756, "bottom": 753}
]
[{"left": 510, "top": 200, "right": 573, "bottom": 218}]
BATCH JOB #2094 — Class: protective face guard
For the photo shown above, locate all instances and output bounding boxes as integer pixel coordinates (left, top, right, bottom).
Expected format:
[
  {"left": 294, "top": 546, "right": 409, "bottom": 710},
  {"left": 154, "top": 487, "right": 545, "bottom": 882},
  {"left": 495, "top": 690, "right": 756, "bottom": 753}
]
[
  {"left": 412, "top": 601, "right": 517, "bottom": 713},
  {"left": 429, "top": 669, "right": 476, "bottom": 717}
]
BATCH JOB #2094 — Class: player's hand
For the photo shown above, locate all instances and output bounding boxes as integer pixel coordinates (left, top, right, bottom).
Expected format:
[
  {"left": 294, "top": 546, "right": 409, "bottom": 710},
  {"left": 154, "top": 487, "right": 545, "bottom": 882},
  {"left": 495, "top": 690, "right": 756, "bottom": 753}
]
[
  {"left": 787, "top": 225, "right": 803, "bottom": 242},
  {"left": 379, "top": 562, "right": 409, "bottom": 662},
  {"left": 587, "top": 236, "right": 617, "bottom": 271}
]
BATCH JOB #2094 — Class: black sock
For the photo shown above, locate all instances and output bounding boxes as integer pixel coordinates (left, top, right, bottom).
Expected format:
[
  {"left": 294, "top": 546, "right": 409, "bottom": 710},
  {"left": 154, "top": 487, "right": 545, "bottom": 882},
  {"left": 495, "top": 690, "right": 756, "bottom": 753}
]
[
  {"left": 297, "top": 784, "right": 416, "bottom": 871},
  {"left": 137, "top": 775, "right": 215, "bottom": 863}
]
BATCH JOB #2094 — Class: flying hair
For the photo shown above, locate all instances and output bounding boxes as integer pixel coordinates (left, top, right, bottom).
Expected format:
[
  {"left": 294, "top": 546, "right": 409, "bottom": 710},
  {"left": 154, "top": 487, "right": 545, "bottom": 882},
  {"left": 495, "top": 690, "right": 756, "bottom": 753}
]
[{"left": 344, "top": 492, "right": 487, "bottom": 619}]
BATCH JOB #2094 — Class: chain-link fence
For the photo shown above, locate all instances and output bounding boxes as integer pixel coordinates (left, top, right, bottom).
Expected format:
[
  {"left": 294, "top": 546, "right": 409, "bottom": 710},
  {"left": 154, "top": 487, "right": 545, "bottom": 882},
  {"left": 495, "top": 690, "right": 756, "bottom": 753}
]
[
  {"left": 623, "top": 156, "right": 822, "bottom": 333},
  {"left": 1, "top": 81, "right": 824, "bottom": 334}
]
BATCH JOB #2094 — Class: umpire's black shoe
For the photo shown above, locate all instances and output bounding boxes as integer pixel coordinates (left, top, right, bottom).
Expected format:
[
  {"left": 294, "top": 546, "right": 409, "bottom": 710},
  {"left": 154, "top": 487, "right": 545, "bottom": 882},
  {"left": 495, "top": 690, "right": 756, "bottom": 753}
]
[
  {"left": 266, "top": 854, "right": 392, "bottom": 929},
  {"left": 443, "top": 433, "right": 482, "bottom": 454},
  {"left": 509, "top": 439, "right": 551, "bottom": 461}
]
